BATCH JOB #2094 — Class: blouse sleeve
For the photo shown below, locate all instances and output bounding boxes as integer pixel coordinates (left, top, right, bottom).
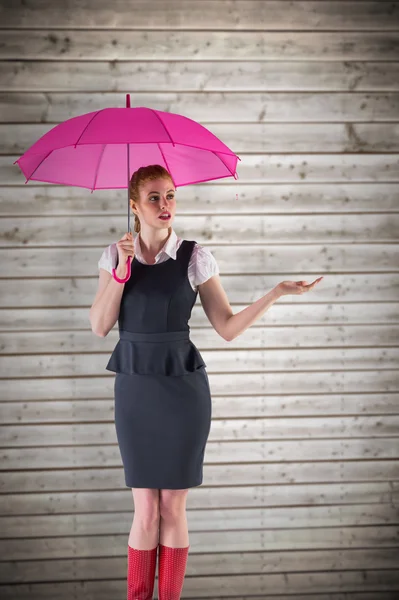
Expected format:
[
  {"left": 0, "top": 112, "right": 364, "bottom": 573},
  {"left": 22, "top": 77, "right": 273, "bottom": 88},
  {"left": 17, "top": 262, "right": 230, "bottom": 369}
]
[
  {"left": 191, "top": 243, "right": 220, "bottom": 288},
  {"left": 98, "top": 243, "right": 117, "bottom": 274}
]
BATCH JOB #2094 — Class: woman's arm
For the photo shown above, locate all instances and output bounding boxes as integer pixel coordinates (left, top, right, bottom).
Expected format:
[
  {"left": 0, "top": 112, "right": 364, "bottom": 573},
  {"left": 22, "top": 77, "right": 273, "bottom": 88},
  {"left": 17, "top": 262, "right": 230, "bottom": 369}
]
[
  {"left": 89, "top": 262, "right": 129, "bottom": 337},
  {"left": 198, "top": 275, "right": 323, "bottom": 342}
]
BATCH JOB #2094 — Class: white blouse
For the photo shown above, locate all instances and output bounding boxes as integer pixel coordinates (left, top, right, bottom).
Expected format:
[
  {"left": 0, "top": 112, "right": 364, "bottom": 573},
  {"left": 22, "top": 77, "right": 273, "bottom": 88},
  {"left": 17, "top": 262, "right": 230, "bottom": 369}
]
[{"left": 98, "top": 228, "right": 219, "bottom": 292}]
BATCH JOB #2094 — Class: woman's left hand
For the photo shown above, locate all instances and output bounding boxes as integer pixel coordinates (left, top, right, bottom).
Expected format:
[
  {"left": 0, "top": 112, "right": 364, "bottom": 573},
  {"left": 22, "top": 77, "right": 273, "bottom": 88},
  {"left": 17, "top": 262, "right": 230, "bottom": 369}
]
[{"left": 277, "top": 276, "right": 324, "bottom": 296}]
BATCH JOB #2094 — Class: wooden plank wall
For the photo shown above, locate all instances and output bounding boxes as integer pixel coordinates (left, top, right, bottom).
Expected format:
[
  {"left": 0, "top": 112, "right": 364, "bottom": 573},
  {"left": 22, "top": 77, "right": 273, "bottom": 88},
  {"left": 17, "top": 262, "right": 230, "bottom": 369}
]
[{"left": 0, "top": 0, "right": 398, "bottom": 598}]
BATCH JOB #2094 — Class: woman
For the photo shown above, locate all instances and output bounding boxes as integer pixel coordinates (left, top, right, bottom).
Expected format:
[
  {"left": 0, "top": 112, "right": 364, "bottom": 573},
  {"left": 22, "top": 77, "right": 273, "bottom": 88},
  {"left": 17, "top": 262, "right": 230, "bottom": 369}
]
[{"left": 90, "top": 164, "right": 323, "bottom": 599}]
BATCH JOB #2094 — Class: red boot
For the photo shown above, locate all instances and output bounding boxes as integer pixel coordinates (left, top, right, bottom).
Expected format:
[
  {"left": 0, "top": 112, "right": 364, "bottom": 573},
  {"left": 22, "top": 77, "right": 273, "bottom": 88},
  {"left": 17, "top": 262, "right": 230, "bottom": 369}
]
[
  {"left": 158, "top": 544, "right": 189, "bottom": 600},
  {"left": 127, "top": 544, "right": 158, "bottom": 600}
]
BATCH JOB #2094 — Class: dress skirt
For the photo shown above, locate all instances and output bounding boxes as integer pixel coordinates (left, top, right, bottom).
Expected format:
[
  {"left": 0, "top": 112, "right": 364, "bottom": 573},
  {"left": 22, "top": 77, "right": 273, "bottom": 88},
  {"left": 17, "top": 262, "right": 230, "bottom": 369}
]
[{"left": 112, "top": 331, "right": 212, "bottom": 489}]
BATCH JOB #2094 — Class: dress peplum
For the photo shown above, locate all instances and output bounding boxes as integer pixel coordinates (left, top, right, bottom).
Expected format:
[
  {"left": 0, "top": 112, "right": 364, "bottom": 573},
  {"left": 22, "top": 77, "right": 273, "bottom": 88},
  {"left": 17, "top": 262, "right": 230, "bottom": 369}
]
[{"left": 106, "top": 239, "right": 212, "bottom": 489}]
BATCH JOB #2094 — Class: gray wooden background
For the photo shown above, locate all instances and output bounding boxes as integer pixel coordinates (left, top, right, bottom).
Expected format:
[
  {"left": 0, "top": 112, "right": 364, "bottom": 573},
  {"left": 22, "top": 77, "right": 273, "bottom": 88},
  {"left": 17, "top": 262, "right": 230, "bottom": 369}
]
[{"left": 1, "top": 0, "right": 399, "bottom": 598}]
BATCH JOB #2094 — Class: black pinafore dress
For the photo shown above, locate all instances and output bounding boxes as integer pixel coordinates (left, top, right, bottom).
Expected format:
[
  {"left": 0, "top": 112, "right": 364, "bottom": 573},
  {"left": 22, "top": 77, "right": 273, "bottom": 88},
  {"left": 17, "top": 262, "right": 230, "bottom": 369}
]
[{"left": 106, "top": 240, "right": 212, "bottom": 489}]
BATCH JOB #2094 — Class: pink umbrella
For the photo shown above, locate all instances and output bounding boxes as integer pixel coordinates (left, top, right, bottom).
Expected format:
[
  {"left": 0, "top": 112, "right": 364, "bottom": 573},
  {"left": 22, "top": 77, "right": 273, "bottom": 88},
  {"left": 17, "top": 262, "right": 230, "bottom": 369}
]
[{"left": 14, "top": 94, "right": 240, "bottom": 281}]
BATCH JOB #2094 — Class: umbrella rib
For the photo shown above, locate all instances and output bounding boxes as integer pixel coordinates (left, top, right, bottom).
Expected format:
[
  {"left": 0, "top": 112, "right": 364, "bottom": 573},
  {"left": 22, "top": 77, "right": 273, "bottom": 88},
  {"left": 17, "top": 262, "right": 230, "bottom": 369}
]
[
  {"left": 157, "top": 142, "right": 175, "bottom": 185},
  {"left": 74, "top": 109, "right": 105, "bottom": 148},
  {"left": 92, "top": 144, "right": 106, "bottom": 191},
  {"left": 150, "top": 109, "right": 177, "bottom": 184},
  {"left": 149, "top": 108, "right": 175, "bottom": 145},
  {"left": 147, "top": 110, "right": 175, "bottom": 185},
  {"left": 24, "top": 149, "right": 53, "bottom": 183},
  {"left": 211, "top": 150, "right": 238, "bottom": 179}
]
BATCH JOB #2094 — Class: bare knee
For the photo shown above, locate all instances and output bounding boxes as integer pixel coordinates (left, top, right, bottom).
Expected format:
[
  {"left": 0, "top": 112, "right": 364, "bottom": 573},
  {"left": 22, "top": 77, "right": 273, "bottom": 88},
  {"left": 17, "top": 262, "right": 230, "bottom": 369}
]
[
  {"left": 159, "top": 489, "right": 188, "bottom": 522},
  {"left": 132, "top": 488, "right": 160, "bottom": 528}
]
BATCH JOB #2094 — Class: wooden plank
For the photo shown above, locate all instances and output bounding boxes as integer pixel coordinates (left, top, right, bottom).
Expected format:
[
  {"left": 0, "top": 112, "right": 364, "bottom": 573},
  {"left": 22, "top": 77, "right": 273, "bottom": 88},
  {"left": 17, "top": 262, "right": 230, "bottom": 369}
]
[
  {"left": 1, "top": 525, "right": 399, "bottom": 558},
  {"left": 1, "top": 481, "right": 398, "bottom": 515},
  {"left": 2, "top": 459, "right": 399, "bottom": 493},
  {"left": 2, "top": 504, "right": 398, "bottom": 538},
  {"left": 1, "top": 340, "right": 399, "bottom": 373},
  {"left": 3, "top": 393, "right": 399, "bottom": 422},
  {"left": 2, "top": 414, "right": 399, "bottom": 448},
  {"left": 1, "top": 184, "right": 399, "bottom": 215},
  {"left": 1, "top": 302, "right": 398, "bottom": 330},
  {"left": 1, "top": 370, "right": 398, "bottom": 401},
  {"left": 1, "top": 325, "right": 399, "bottom": 355},
  {"left": 0, "top": 583, "right": 398, "bottom": 600},
  {"left": 1, "top": 245, "right": 399, "bottom": 278},
  {"left": 0, "top": 274, "right": 397, "bottom": 305},
  {"left": 2, "top": 215, "right": 398, "bottom": 246},
  {"left": 2, "top": 30, "right": 399, "bottom": 61},
  {"left": 4, "top": 122, "right": 399, "bottom": 155},
  {"left": 1, "top": 580, "right": 398, "bottom": 600},
  {"left": 1, "top": 92, "right": 398, "bottom": 123},
  {"left": 5, "top": 154, "right": 399, "bottom": 185},
  {"left": 1, "top": 60, "right": 399, "bottom": 92},
  {"left": 1, "top": 347, "right": 398, "bottom": 379},
  {"left": 2, "top": 437, "right": 398, "bottom": 470},
  {"left": 1, "top": 548, "right": 399, "bottom": 583},
  {"left": 1, "top": 1, "right": 398, "bottom": 31}
]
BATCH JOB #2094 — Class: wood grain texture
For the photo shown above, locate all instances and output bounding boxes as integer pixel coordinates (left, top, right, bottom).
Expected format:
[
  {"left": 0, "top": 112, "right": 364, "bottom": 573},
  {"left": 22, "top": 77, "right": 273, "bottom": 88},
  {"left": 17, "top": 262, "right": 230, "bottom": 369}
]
[
  {"left": 1, "top": 60, "right": 399, "bottom": 91},
  {"left": 2, "top": 184, "right": 399, "bottom": 214},
  {"left": 1, "top": 92, "right": 398, "bottom": 123},
  {"left": 1, "top": 1, "right": 398, "bottom": 30},
  {"left": 1, "top": 30, "right": 399, "bottom": 61},
  {"left": 0, "top": 570, "right": 398, "bottom": 599},
  {"left": 1, "top": 460, "right": 399, "bottom": 493}
]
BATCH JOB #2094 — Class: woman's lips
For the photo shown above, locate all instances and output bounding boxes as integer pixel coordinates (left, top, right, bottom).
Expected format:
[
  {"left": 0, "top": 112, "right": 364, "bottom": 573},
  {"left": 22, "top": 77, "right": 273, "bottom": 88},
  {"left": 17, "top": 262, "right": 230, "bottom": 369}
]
[{"left": 159, "top": 213, "right": 171, "bottom": 219}]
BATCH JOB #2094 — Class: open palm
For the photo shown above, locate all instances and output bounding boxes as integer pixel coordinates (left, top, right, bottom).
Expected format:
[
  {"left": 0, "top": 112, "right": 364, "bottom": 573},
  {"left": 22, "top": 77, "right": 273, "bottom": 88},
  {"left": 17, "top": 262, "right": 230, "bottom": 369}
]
[{"left": 278, "top": 276, "right": 323, "bottom": 296}]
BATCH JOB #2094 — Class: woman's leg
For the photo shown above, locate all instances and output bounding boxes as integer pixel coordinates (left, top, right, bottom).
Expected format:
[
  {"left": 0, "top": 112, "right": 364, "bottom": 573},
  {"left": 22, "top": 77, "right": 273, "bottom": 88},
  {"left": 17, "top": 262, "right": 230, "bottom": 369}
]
[
  {"left": 130, "top": 488, "right": 160, "bottom": 548},
  {"left": 158, "top": 489, "right": 190, "bottom": 599},
  {"left": 159, "top": 488, "right": 189, "bottom": 546},
  {"left": 127, "top": 488, "right": 160, "bottom": 600}
]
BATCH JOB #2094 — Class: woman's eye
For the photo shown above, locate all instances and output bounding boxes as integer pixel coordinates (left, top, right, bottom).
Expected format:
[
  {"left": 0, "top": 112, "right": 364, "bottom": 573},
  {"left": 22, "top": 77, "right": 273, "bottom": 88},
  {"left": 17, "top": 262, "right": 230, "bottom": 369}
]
[{"left": 150, "top": 195, "right": 174, "bottom": 201}]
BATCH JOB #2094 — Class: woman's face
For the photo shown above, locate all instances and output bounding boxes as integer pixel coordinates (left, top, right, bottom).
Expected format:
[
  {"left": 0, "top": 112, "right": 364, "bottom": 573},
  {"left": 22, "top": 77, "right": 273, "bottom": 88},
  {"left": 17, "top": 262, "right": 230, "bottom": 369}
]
[{"left": 131, "top": 177, "right": 176, "bottom": 230}]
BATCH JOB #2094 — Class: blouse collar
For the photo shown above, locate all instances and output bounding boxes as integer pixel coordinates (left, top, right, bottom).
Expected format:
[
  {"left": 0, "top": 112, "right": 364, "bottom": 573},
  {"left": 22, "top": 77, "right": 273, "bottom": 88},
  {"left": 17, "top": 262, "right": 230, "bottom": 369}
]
[{"left": 134, "top": 228, "right": 179, "bottom": 263}]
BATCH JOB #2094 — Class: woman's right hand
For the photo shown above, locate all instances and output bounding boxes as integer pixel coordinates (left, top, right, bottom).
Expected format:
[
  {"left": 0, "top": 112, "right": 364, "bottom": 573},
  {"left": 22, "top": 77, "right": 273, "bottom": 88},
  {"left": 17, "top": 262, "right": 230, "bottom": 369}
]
[
  {"left": 116, "top": 232, "right": 135, "bottom": 263},
  {"left": 115, "top": 233, "right": 134, "bottom": 279}
]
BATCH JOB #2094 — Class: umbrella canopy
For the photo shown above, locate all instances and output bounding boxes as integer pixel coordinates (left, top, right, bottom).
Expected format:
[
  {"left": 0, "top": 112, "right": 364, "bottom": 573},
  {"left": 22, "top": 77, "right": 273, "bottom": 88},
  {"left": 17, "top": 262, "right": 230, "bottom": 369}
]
[{"left": 14, "top": 95, "right": 240, "bottom": 190}]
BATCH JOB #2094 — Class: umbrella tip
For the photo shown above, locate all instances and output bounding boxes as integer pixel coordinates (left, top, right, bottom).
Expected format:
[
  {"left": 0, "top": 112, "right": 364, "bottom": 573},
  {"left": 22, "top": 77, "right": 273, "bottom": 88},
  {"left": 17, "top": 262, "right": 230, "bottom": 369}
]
[{"left": 126, "top": 94, "right": 131, "bottom": 108}]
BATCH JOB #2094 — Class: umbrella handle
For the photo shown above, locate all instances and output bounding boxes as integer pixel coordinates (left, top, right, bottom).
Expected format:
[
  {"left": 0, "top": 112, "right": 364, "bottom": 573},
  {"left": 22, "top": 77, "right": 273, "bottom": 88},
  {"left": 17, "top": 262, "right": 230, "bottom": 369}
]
[{"left": 112, "top": 256, "right": 132, "bottom": 283}]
